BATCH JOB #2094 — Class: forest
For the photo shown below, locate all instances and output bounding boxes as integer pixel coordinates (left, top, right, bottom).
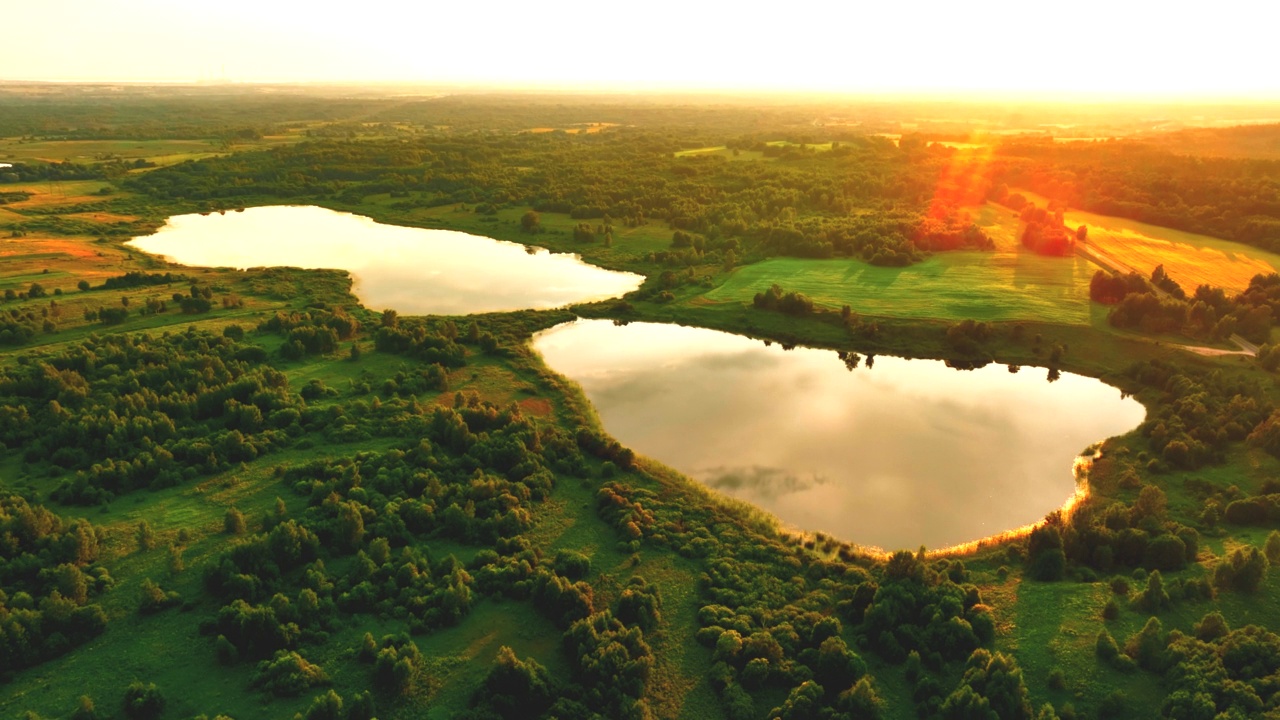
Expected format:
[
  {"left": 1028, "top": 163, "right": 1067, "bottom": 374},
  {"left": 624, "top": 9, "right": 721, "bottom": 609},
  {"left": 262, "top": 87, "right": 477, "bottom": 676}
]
[{"left": 3, "top": 90, "right": 1280, "bottom": 720}]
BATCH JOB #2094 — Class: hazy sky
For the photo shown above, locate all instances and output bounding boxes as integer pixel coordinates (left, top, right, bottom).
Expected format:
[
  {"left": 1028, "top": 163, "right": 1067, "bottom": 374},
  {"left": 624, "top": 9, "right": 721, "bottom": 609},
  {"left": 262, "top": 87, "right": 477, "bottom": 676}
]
[{"left": 3, "top": 0, "right": 1277, "bottom": 98}]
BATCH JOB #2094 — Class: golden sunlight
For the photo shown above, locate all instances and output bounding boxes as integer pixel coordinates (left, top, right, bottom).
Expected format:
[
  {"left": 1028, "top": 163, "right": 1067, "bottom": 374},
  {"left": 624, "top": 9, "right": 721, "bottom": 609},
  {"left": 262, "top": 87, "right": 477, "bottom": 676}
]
[{"left": 2, "top": 0, "right": 1276, "bottom": 99}]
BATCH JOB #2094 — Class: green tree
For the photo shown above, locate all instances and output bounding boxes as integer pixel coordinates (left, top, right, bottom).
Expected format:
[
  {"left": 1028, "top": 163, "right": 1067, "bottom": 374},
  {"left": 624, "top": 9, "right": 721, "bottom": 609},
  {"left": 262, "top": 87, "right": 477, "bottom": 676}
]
[
  {"left": 224, "top": 506, "right": 247, "bottom": 535},
  {"left": 136, "top": 520, "right": 155, "bottom": 551},
  {"left": 1137, "top": 570, "right": 1170, "bottom": 613}
]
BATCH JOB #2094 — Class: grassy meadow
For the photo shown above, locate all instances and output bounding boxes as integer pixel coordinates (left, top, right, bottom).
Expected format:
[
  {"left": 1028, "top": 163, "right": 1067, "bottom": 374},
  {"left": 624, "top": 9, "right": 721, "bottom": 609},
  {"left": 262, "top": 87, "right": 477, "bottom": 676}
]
[
  {"left": 702, "top": 202, "right": 1095, "bottom": 325},
  {"left": 0, "top": 135, "right": 304, "bottom": 169}
]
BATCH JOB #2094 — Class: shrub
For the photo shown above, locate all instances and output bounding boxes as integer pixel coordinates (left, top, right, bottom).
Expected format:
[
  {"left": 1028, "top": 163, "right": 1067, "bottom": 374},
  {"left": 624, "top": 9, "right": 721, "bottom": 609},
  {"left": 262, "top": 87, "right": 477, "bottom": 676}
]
[
  {"left": 252, "top": 650, "right": 330, "bottom": 697},
  {"left": 121, "top": 682, "right": 165, "bottom": 720}
]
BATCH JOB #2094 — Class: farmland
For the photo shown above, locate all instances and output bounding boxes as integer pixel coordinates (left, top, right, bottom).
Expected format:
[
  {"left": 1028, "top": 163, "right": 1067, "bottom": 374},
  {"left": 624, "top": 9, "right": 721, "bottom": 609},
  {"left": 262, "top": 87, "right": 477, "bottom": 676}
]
[
  {"left": 702, "top": 202, "right": 1095, "bottom": 325},
  {"left": 1017, "top": 189, "right": 1280, "bottom": 293},
  {"left": 1074, "top": 210, "right": 1280, "bottom": 293}
]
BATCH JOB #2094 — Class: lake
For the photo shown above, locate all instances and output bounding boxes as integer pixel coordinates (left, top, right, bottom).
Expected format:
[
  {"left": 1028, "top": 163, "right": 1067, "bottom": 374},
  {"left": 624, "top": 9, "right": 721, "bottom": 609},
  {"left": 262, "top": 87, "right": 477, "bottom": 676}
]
[
  {"left": 534, "top": 319, "right": 1146, "bottom": 551},
  {"left": 126, "top": 205, "right": 643, "bottom": 315}
]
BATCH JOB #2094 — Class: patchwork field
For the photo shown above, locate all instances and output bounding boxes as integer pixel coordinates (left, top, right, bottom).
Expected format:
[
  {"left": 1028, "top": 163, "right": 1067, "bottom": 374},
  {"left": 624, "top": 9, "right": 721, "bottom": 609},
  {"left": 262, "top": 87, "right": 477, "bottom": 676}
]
[
  {"left": 526, "top": 122, "right": 620, "bottom": 134},
  {"left": 0, "top": 139, "right": 219, "bottom": 165},
  {"left": 673, "top": 146, "right": 767, "bottom": 161},
  {"left": 0, "top": 179, "right": 116, "bottom": 208},
  {"left": 0, "top": 135, "right": 302, "bottom": 168},
  {"left": 703, "top": 202, "right": 1094, "bottom": 324},
  {"left": 674, "top": 141, "right": 833, "bottom": 160}
]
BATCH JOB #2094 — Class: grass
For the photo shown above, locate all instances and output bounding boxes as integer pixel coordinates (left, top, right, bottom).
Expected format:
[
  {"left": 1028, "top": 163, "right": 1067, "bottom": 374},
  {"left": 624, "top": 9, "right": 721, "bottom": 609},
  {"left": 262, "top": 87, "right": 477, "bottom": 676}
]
[
  {"left": 701, "top": 201, "right": 1096, "bottom": 324},
  {"left": 673, "top": 146, "right": 767, "bottom": 161},
  {"left": 0, "top": 139, "right": 219, "bottom": 164},
  {"left": 673, "top": 140, "right": 834, "bottom": 161},
  {"left": 703, "top": 251, "right": 1095, "bottom": 324},
  {"left": 0, "top": 179, "right": 118, "bottom": 208},
  {"left": 0, "top": 135, "right": 305, "bottom": 169}
]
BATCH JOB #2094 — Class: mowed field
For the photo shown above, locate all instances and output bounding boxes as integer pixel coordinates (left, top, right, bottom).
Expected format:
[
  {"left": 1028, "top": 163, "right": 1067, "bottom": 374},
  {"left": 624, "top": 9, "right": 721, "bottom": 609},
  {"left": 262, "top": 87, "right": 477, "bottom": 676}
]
[
  {"left": 0, "top": 135, "right": 303, "bottom": 169},
  {"left": 673, "top": 146, "right": 767, "bottom": 161},
  {"left": 674, "top": 140, "right": 833, "bottom": 161},
  {"left": 1016, "top": 189, "right": 1280, "bottom": 293},
  {"left": 1073, "top": 211, "right": 1280, "bottom": 293},
  {"left": 703, "top": 202, "right": 1096, "bottom": 324},
  {"left": 0, "top": 179, "right": 116, "bottom": 209},
  {"left": 0, "top": 138, "right": 218, "bottom": 165}
]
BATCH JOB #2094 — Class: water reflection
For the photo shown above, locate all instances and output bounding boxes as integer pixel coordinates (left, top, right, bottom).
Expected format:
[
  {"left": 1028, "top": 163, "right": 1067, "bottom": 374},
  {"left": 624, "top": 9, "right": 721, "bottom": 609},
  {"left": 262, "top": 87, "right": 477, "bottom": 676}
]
[
  {"left": 534, "top": 319, "right": 1145, "bottom": 551},
  {"left": 126, "top": 206, "right": 643, "bottom": 315}
]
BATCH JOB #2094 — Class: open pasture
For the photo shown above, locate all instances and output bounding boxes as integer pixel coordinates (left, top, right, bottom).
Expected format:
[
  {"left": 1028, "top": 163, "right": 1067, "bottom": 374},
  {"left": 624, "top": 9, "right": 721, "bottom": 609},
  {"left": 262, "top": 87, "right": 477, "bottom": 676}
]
[
  {"left": 673, "top": 145, "right": 767, "bottom": 161},
  {"left": 703, "top": 250, "right": 1094, "bottom": 325},
  {"left": 0, "top": 179, "right": 117, "bottom": 208},
  {"left": 0, "top": 138, "right": 218, "bottom": 165},
  {"left": 704, "top": 201, "right": 1093, "bottom": 325},
  {"left": 0, "top": 135, "right": 303, "bottom": 169}
]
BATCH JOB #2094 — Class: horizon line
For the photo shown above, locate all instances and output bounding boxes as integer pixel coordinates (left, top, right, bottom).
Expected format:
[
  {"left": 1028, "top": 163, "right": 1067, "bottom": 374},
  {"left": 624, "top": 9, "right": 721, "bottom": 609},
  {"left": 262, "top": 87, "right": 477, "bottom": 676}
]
[{"left": 2, "top": 78, "right": 1280, "bottom": 106}]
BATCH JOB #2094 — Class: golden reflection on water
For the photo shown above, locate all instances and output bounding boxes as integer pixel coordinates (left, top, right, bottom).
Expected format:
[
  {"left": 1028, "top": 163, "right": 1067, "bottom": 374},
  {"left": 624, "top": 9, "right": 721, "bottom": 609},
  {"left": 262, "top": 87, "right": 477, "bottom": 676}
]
[
  {"left": 535, "top": 319, "right": 1145, "bottom": 552},
  {"left": 126, "top": 205, "right": 643, "bottom": 315}
]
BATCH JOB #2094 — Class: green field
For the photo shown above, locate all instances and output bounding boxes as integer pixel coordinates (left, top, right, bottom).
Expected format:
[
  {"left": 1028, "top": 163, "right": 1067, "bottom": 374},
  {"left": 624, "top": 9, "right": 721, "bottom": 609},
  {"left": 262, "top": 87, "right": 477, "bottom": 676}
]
[
  {"left": 701, "top": 199, "right": 1095, "bottom": 325},
  {"left": 704, "top": 250, "right": 1095, "bottom": 325},
  {"left": 0, "top": 136, "right": 303, "bottom": 170},
  {"left": 673, "top": 145, "right": 767, "bottom": 161}
]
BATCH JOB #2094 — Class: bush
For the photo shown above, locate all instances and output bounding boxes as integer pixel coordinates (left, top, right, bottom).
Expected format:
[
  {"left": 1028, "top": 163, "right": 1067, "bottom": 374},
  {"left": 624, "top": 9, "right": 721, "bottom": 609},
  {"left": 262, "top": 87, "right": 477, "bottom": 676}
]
[
  {"left": 553, "top": 550, "right": 591, "bottom": 580},
  {"left": 138, "top": 578, "right": 180, "bottom": 614},
  {"left": 478, "top": 646, "right": 554, "bottom": 719},
  {"left": 301, "top": 690, "right": 344, "bottom": 720},
  {"left": 121, "top": 682, "right": 165, "bottom": 720},
  {"left": 70, "top": 695, "right": 97, "bottom": 720},
  {"left": 252, "top": 650, "right": 330, "bottom": 697},
  {"left": 224, "top": 506, "right": 247, "bottom": 535},
  {"left": 1193, "top": 611, "right": 1229, "bottom": 642},
  {"left": 1095, "top": 629, "right": 1119, "bottom": 662},
  {"left": 1102, "top": 598, "right": 1120, "bottom": 621}
]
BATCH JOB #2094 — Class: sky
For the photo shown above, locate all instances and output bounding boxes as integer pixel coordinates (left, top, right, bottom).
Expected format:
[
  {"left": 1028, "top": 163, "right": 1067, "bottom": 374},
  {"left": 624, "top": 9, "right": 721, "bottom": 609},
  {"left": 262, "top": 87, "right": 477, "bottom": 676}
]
[{"left": 3, "top": 0, "right": 1278, "bottom": 99}]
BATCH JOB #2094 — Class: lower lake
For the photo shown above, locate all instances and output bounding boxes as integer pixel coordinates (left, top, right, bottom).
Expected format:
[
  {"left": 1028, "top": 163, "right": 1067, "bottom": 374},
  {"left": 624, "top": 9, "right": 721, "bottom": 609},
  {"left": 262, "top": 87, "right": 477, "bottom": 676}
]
[
  {"left": 534, "top": 319, "right": 1146, "bottom": 551},
  {"left": 126, "top": 205, "right": 643, "bottom": 315}
]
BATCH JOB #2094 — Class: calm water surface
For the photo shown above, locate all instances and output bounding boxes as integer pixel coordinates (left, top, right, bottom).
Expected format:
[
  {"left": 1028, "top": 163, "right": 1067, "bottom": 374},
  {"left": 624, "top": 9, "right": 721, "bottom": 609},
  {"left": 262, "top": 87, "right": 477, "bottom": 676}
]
[
  {"left": 534, "top": 319, "right": 1146, "bottom": 550},
  {"left": 126, "top": 206, "right": 642, "bottom": 314}
]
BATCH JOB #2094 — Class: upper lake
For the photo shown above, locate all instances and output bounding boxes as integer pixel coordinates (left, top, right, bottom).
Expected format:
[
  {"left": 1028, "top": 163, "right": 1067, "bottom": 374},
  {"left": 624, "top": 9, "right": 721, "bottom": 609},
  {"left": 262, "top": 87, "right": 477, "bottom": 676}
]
[
  {"left": 534, "top": 319, "right": 1146, "bottom": 551},
  {"left": 126, "top": 205, "right": 643, "bottom": 315}
]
